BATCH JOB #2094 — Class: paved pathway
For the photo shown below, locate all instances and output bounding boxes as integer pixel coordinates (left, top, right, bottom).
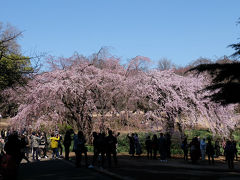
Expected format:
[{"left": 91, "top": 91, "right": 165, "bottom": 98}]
[
  {"left": 17, "top": 155, "right": 240, "bottom": 180},
  {"left": 107, "top": 158, "right": 240, "bottom": 180},
  {"left": 18, "top": 158, "right": 111, "bottom": 180}
]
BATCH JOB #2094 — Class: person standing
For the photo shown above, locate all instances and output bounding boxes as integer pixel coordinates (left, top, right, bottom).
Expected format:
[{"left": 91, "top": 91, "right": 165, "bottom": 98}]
[
  {"left": 200, "top": 138, "right": 206, "bottom": 160},
  {"left": 189, "top": 137, "right": 200, "bottom": 164},
  {"left": 99, "top": 132, "right": 107, "bottom": 167},
  {"left": 19, "top": 134, "right": 30, "bottom": 163},
  {"left": 56, "top": 133, "right": 63, "bottom": 157},
  {"left": 73, "top": 131, "right": 88, "bottom": 167},
  {"left": 215, "top": 139, "right": 221, "bottom": 158},
  {"left": 127, "top": 133, "right": 135, "bottom": 159},
  {"left": 232, "top": 140, "right": 238, "bottom": 161},
  {"left": 25, "top": 133, "right": 30, "bottom": 159},
  {"left": 206, "top": 138, "right": 215, "bottom": 165},
  {"left": 166, "top": 133, "right": 172, "bottom": 159},
  {"left": 106, "top": 130, "right": 117, "bottom": 167},
  {"left": 145, "top": 135, "right": 152, "bottom": 159},
  {"left": 159, "top": 133, "right": 167, "bottom": 162},
  {"left": 134, "top": 133, "right": 142, "bottom": 158},
  {"left": 39, "top": 132, "right": 48, "bottom": 158},
  {"left": 89, "top": 132, "right": 100, "bottom": 168},
  {"left": 152, "top": 134, "right": 158, "bottom": 160},
  {"left": 181, "top": 137, "right": 188, "bottom": 161},
  {"left": 3, "top": 133, "right": 21, "bottom": 179},
  {"left": 63, "top": 129, "right": 73, "bottom": 160},
  {"left": 225, "top": 140, "right": 235, "bottom": 169},
  {"left": 50, "top": 133, "right": 60, "bottom": 159},
  {"left": 222, "top": 138, "right": 227, "bottom": 160},
  {"left": 31, "top": 132, "right": 41, "bottom": 161}
]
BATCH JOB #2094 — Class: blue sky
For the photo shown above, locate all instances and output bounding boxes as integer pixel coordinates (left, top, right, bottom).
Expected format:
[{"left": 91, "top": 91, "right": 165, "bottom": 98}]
[{"left": 1, "top": 0, "right": 240, "bottom": 67}]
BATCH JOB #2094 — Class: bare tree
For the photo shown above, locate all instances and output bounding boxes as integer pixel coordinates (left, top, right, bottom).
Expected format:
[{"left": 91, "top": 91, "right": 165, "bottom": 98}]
[
  {"left": 126, "top": 55, "right": 151, "bottom": 76},
  {"left": 157, "top": 58, "right": 175, "bottom": 71},
  {"left": 189, "top": 57, "right": 213, "bottom": 67},
  {"left": 215, "top": 56, "right": 236, "bottom": 64},
  {"left": 0, "top": 22, "right": 22, "bottom": 59}
]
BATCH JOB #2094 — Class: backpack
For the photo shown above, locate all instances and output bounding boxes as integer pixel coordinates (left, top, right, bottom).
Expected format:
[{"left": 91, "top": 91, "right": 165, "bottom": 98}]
[
  {"left": 75, "top": 137, "right": 87, "bottom": 152},
  {"left": 190, "top": 144, "right": 196, "bottom": 151}
]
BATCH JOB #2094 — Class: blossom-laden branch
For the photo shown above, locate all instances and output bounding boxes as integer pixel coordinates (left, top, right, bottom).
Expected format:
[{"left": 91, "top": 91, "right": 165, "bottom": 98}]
[{"left": 5, "top": 56, "right": 239, "bottom": 137}]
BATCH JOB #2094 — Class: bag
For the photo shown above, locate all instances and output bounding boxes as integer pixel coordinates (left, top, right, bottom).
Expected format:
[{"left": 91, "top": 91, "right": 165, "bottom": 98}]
[{"left": 76, "top": 138, "right": 87, "bottom": 152}]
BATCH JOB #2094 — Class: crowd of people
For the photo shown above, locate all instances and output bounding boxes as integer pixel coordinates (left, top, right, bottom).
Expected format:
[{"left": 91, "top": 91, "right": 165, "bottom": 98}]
[
  {"left": 88, "top": 130, "right": 119, "bottom": 168},
  {"left": 181, "top": 137, "right": 238, "bottom": 169},
  {"left": 0, "top": 128, "right": 239, "bottom": 179},
  {"left": 128, "top": 132, "right": 238, "bottom": 169},
  {"left": 0, "top": 129, "right": 63, "bottom": 179},
  {"left": 0, "top": 128, "right": 120, "bottom": 179},
  {"left": 127, "top": 133, "right": 172, "bottom": 161}
]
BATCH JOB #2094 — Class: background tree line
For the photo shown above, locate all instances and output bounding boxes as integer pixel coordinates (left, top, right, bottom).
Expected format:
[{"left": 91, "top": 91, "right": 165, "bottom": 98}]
[{"left": 0, "top": 18, "right": 240, "bottom": 139}]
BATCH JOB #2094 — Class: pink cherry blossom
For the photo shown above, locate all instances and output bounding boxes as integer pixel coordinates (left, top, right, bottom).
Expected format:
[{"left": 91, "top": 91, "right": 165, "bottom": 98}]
[{"left": 5, "top": 55, "right": 238, "bottom": 137}]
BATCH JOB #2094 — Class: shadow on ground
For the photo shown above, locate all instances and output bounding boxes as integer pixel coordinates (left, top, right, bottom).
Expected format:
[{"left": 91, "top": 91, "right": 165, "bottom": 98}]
[
  {"left": 17, "top": 154, "right": 240, "bottom": 180},
  {"left": 18, "top": 159, "right": 111, "bottom": 180}
]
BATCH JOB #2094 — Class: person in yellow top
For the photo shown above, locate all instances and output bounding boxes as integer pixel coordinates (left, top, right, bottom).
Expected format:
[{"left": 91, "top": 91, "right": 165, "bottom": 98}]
[{"left": 50, "top": 133, "right": 60, "bottom": 159}]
